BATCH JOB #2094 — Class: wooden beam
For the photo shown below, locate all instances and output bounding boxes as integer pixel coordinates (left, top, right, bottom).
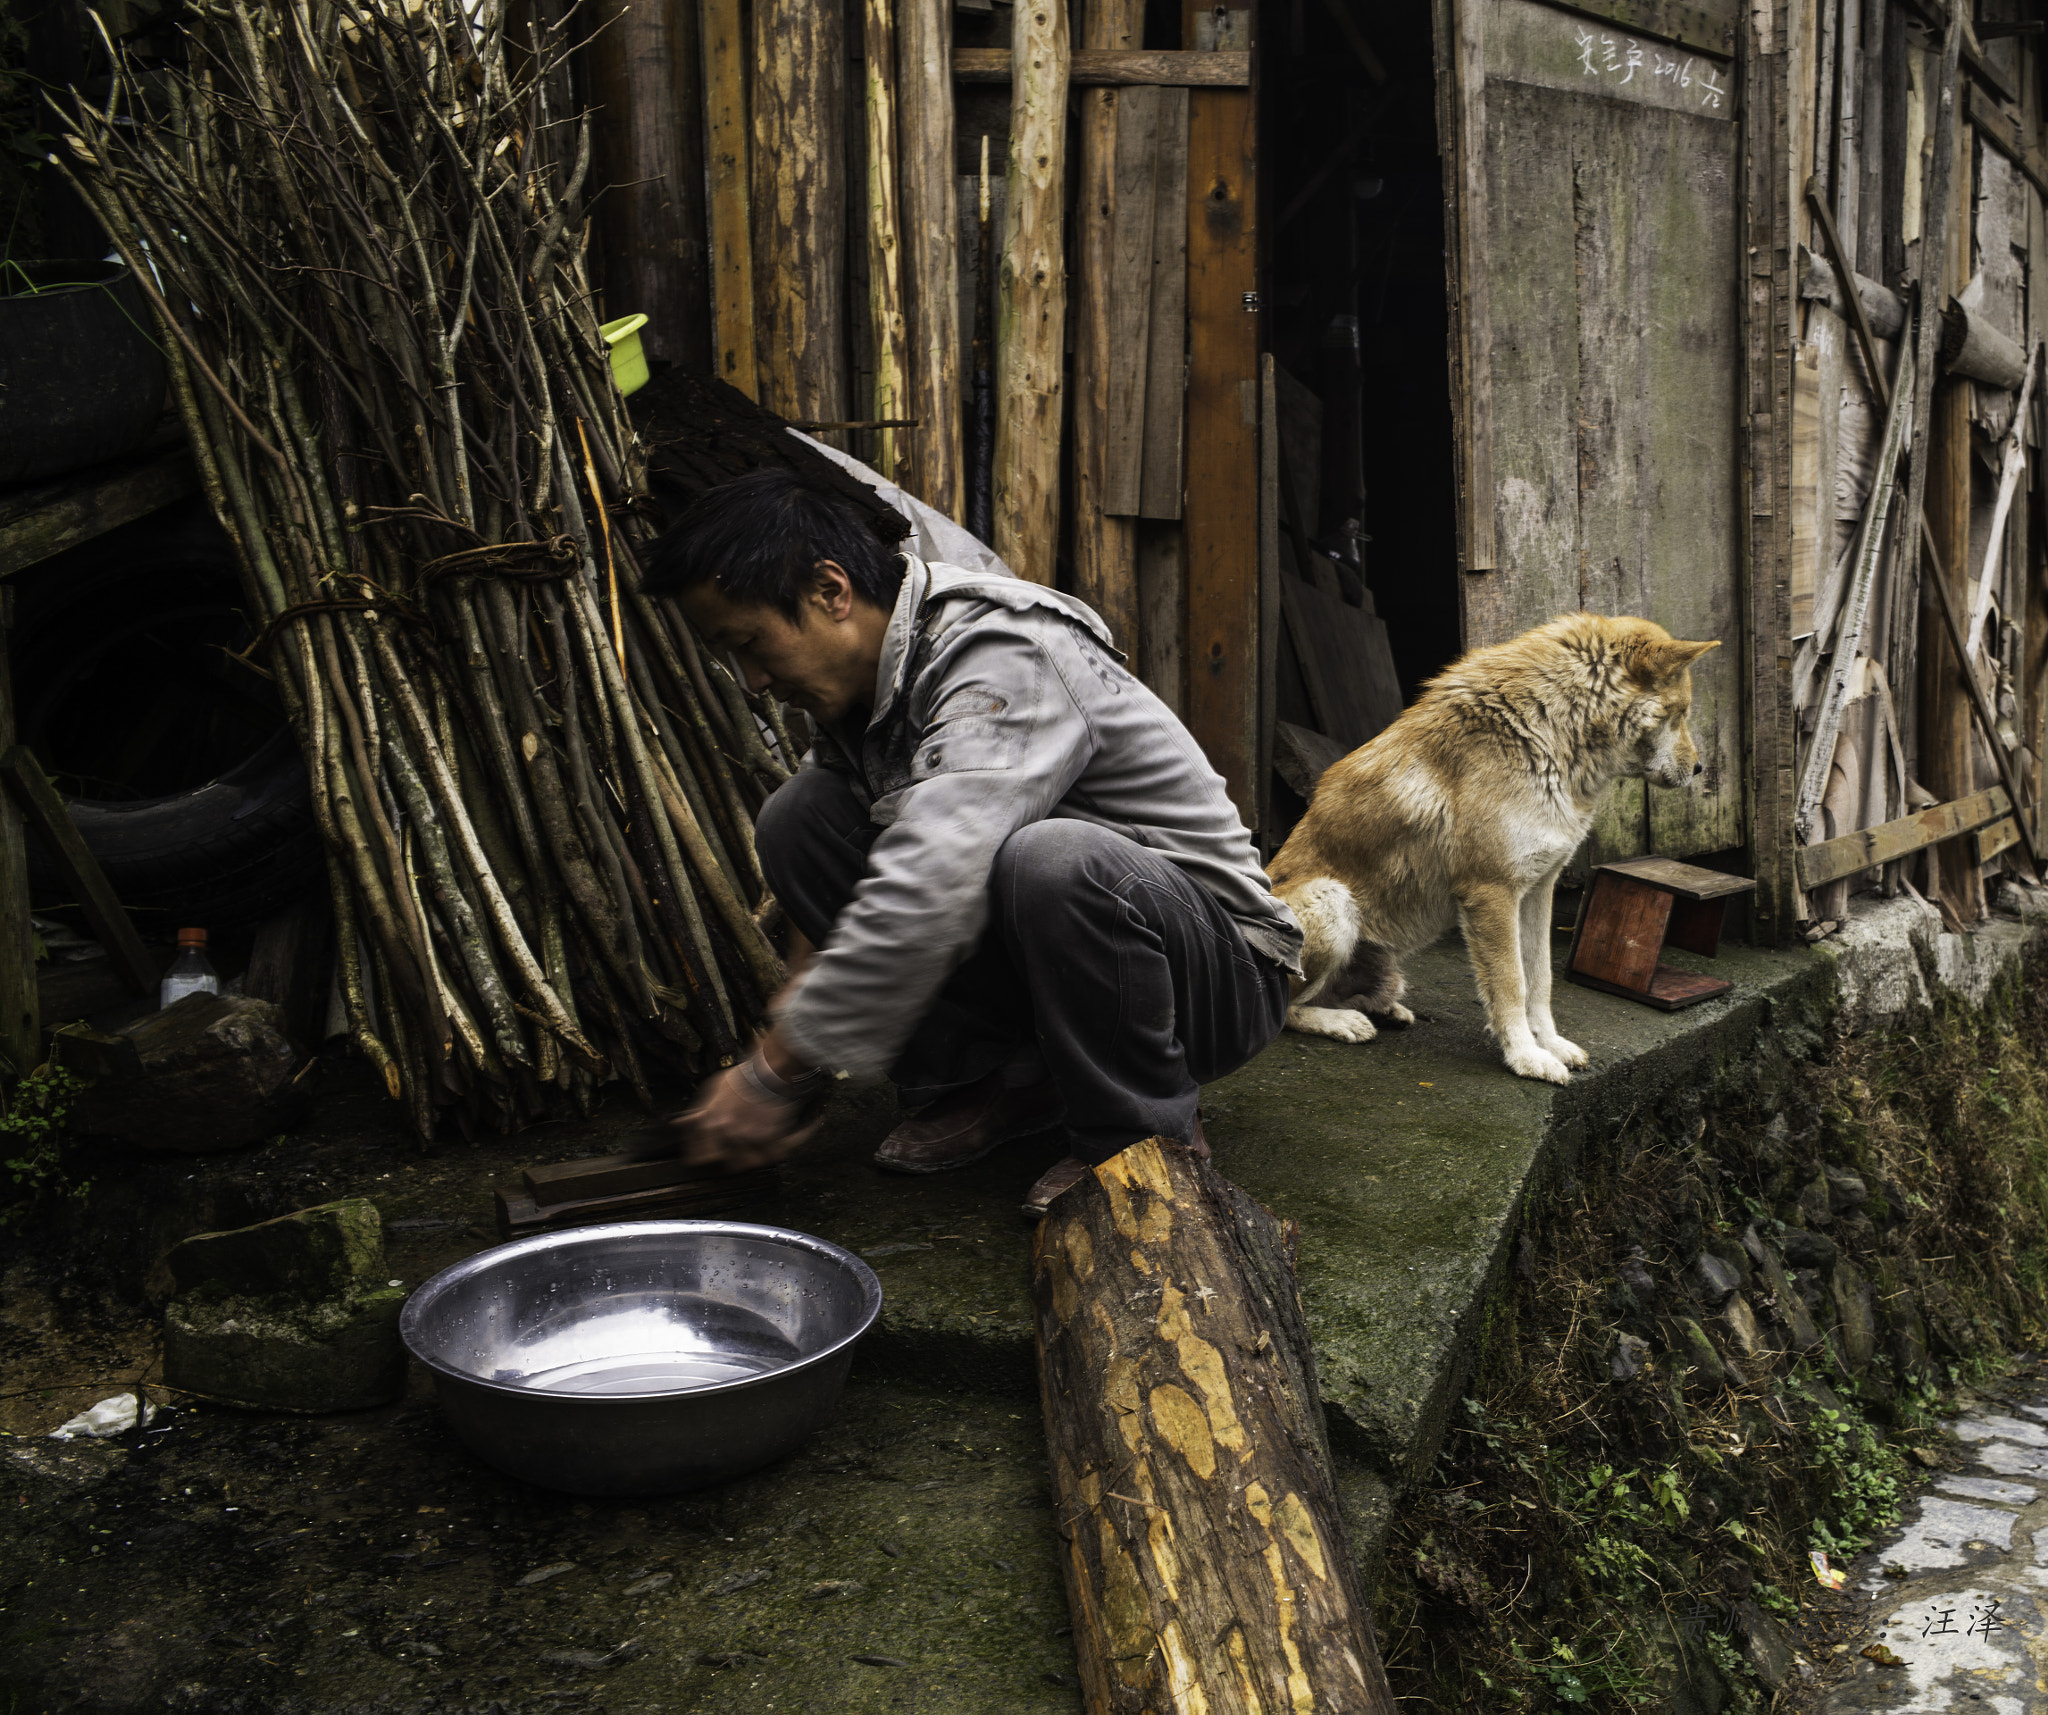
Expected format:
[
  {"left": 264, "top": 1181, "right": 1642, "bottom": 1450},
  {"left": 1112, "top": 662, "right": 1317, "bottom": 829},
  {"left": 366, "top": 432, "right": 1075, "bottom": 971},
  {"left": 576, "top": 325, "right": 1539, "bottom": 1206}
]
[
  {"left": 701, "top": 0, "right": 756, "bottom": 397},
  {"left": 583, "top": 0, "right": 709, "bottom": 369},
  {"left": 862, "top": 0, "right": 910, "bottom": 482},
  {"left": 1805, "top": 176, "right": 2044, "bottom": 876},
  {"left": 749, "top": 0, "right": 846, "bottom": 422},
  {"left": 993, "top": 0, "right": 1070, "bottom": 584},
  {"left": 0, "top": 446, "right": 195, "bottom": 576},
  {"left": 0, "top": 746, "right": 156, "bottom": 999},
  {"left": 1923, "top": 47, "right": 1985, "bottom": 915},
  {"left": 898, "top": 0, "right": 965, "bottom": 519},
  {"left": 1891, "top": 0, "right": 2018, "bottom": 106},
  {"left": 953, "top": 47, "right": 1249, "bottom": 85},
  {"left": 1180, "top": 4, "right": 1260, "bottom": 823},
  {"left": 1972, "top": 815, "right": 2023, "bottom": 866},
  {"left": 1964, "top": 83, "right": 2048, "bottom": 202},
  {"left": 1099, "top": 86, "right": 1161, "bottom": 519},
  {"left": 1794, "top": 785, "right": 2010, "bottom": 889}
]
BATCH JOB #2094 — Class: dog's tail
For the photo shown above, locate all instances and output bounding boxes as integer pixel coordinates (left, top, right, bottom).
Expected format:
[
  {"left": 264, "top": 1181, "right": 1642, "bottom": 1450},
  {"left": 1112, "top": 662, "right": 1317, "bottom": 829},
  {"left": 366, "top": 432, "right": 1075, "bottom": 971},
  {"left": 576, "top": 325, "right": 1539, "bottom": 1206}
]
[{"left": 1283, "top": 876, "right": 1360, "bottom": 1004}]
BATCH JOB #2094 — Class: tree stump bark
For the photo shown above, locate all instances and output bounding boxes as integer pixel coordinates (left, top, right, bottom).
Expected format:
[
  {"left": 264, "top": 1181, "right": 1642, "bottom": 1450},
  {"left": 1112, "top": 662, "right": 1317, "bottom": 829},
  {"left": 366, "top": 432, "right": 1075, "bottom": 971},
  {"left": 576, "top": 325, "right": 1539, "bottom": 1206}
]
[{"left": 1031, "top": 1138, "right": 1397, "bottom": 1712}]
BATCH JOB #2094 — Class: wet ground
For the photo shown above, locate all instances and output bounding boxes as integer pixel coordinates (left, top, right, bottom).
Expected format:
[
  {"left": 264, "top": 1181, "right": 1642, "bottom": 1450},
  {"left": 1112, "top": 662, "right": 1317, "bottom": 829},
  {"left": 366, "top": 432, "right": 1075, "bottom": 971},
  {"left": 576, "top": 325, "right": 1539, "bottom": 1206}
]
[
  {"left": 0, "top": 930, "right": 1826, "bottom": 1709},
  {"left": 3, "top": 1373, "right": 1079, "bottom": 1713},
  {"left": 0, "top": 1061, "right": 1085, "bottom": 1713},
  {"left": 1795, "top": 1357, "right": 2048, "bottom": 1713}
]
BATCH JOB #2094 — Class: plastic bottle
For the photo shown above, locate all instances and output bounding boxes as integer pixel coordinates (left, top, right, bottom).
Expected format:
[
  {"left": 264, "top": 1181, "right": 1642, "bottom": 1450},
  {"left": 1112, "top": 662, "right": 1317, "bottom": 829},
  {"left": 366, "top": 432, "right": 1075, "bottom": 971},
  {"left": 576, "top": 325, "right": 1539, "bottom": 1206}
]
[{"left": 159, "top": 927, "right": 220, "bottom": 1009}]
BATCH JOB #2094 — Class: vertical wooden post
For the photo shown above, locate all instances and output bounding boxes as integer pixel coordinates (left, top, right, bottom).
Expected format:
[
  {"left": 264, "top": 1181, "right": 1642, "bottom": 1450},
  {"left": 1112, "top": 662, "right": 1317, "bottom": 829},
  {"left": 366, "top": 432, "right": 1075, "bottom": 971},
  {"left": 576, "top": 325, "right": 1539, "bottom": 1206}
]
[
  {"left": 897, "top": 0, "right": 965, "bottom": 519},
  {"left": 863, "top": 0, "right": 910, "bottom": 482},
  {"left": 1890, "top": 17, "right": 1965, "bottom": 841},
  {"left": 1742, "top": 0, "right": 1795, "bottom": 940},
  {"left": 583, "top": 0, "right": 709, "bottom": 369},
  {"left": 1447, "top": 0, "right": 1497, "bottom": 582},
  {"left": 1856, "top": 0, "right": 1886, "bottom": 276},
  {"left": 1920, "top": 98, "right": 1982, "bottom": 918},
  {"left": 1181, "top": 3, "right": 1261, "bottom": 825},
  {"left": 1069, "top": 0, "right": 1143, "bottom": 644},
  {"left": 750, "top": 0, "right": 847, "bottom": 423},
  {"left": 0, "top": 595, "right": 37, "bottom": 1076},
  {"left": 702, "top": 0, "right": 756, "bottom": 397},
  {"left": 993, "top": 0, "right": 1070, "bottom": 584}
]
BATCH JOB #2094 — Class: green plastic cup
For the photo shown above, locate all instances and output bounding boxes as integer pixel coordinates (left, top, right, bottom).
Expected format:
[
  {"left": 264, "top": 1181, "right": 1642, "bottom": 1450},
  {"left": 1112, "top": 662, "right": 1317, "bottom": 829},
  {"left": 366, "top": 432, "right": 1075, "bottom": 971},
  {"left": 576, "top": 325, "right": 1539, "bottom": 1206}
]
[{"left": 600, "top": 313, "right": 651, "bottom": 396}]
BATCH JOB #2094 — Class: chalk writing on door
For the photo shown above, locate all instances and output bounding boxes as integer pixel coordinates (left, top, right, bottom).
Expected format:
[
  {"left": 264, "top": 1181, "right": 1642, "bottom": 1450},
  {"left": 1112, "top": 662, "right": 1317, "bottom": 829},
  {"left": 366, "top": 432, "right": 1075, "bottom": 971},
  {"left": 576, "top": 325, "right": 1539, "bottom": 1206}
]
[{"left": 1572, "top": 23, "right": 1727, "bottom": 110}]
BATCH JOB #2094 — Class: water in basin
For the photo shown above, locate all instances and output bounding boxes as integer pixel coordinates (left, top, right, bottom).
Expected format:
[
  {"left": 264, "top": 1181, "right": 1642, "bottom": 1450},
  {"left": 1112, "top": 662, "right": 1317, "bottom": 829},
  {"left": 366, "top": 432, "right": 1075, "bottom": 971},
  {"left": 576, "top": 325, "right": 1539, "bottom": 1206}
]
[{"left": 501, "top": 1293, "right": 804, "bottom": 1396}]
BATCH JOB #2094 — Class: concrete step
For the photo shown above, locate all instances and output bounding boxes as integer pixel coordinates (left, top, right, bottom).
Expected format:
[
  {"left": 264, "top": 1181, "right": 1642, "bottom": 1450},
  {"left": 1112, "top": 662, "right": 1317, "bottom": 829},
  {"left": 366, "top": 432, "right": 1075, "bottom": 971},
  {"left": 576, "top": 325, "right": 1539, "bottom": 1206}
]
[{"left": 772, "top": 933, "right": 1823, "bottom": 1524}]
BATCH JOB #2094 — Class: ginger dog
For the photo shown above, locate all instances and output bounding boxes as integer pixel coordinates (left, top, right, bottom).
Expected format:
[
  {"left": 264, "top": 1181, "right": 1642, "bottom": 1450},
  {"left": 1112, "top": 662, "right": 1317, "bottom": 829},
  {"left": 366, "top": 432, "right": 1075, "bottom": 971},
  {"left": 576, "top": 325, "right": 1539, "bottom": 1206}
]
[{"left": 1268, "top": 614, "right": 1720, "bottom": 1084}]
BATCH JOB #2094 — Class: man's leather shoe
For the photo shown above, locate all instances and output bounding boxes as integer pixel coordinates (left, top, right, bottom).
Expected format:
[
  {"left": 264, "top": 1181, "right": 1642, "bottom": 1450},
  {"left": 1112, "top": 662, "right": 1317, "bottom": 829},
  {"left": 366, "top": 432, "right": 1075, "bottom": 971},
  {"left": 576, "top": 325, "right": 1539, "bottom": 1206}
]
[
  {"left": 1020, "top": 1155, "right": 1094, "bottom": 1219},
  {"left": 1021, "top": 1117, "right": 1208, "bottom": 1220},
  {"left": 873, "top": 1071, "right": 1064, "bottom": 1173}
]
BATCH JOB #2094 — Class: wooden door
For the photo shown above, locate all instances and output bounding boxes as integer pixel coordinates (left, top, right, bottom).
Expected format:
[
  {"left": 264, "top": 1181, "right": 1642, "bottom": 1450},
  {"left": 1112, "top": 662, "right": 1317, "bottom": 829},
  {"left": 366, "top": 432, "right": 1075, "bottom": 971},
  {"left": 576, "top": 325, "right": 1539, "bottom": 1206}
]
[{"left": 1443, "top": 0, "right": 1745, "bottom": 866}]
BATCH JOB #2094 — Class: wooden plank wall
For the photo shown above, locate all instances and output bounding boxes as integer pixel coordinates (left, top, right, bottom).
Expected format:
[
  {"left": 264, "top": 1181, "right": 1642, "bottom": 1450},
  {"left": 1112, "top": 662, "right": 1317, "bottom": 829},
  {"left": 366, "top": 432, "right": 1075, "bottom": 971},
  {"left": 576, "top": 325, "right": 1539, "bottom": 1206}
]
[
  {"left": 1452, "top": 0, "right": 1746, "bottom": 875},
  {"left": 575, "top": 0, "right": 1260, "bottom": 829},
  {"left": 1780, "top": 1, "right": 2047, "bottom": 930}
]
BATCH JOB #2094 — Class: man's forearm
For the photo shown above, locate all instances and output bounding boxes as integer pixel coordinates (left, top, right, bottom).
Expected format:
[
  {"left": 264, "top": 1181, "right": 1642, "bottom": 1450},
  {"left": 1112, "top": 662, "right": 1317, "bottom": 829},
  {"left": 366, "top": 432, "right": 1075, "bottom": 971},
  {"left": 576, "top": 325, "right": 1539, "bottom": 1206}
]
[{"left": 759, "top": 930, "right": 816, "bottom": 1080}]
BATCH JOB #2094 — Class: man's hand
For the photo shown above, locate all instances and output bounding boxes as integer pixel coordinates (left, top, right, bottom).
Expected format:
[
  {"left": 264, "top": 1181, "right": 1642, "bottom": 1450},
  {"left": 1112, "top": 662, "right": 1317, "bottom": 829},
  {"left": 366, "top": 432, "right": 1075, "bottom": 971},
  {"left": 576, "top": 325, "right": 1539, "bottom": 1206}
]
[{"left": 669, "top": 1025, "right": 821, "bottom": 1171}]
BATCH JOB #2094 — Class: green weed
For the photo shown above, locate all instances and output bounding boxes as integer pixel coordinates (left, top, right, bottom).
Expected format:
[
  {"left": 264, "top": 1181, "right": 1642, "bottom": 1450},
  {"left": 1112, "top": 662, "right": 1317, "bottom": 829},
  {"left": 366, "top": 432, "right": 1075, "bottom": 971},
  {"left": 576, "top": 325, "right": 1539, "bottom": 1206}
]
[{"left": 0, "top": 1061, "right": 87, "bottom": 1226}]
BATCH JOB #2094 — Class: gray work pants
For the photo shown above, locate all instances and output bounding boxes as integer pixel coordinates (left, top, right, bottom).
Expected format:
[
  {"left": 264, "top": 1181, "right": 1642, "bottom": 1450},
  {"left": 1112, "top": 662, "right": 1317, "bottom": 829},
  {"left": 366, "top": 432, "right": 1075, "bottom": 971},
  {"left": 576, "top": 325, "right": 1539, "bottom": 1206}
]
[{"left": 755, "top": 768, "right": 1289, "bottom": 1164}]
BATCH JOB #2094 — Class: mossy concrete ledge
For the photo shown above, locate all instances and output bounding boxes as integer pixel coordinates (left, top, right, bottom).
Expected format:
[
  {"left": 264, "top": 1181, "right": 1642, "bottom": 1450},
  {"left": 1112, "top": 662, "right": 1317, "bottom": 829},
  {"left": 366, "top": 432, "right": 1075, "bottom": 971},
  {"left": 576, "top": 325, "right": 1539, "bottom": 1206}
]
[
  {"left": 744, "top": 898, "right": 2048, "bottom": 1553},
  {"left": 1203, "top": 935, "right": 1825, "bottom": 1494},
  {"left": 785, "top": 939, "right": 1826, "bottom": 1453}
]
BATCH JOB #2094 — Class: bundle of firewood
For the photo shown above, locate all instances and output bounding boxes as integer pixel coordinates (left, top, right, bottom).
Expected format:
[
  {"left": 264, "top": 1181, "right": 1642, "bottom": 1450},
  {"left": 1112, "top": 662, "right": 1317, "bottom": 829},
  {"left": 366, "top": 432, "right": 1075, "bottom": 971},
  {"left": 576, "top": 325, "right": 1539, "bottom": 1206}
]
[{"left": 60, "top": 0, "right": 788, "bottom": 1136}]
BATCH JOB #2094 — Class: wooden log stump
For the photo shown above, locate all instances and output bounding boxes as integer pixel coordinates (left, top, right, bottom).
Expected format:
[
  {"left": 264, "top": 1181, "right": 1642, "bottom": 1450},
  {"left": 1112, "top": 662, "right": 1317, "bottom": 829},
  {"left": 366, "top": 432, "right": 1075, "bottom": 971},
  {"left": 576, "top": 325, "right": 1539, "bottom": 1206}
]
[{"left": 1031, "top": 1138, "right": 1396, "bottom": 1712}]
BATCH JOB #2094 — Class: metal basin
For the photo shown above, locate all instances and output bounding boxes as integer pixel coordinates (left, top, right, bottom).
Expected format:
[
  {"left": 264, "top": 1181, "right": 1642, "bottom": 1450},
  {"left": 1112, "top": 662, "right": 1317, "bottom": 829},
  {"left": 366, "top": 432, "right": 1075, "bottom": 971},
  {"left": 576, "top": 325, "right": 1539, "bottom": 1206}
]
[{"left": 400, "top": 1220, "right": 882, "bottom": 1496}]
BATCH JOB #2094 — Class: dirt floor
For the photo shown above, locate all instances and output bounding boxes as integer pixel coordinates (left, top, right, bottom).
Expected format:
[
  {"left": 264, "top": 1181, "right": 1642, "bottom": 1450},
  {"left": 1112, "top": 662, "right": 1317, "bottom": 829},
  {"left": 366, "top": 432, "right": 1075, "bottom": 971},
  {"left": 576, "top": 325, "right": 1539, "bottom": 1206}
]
[{"left": 0, "top": 1063, "right": 1085, "bottom": 1714}]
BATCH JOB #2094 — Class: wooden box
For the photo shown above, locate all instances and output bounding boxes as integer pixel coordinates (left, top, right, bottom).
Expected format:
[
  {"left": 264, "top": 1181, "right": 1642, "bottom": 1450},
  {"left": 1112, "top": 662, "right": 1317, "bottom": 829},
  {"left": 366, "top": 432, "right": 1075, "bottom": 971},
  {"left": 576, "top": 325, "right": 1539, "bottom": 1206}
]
[{"left": 1565, "top": 856, "right": 1758, "bottom": 1011}]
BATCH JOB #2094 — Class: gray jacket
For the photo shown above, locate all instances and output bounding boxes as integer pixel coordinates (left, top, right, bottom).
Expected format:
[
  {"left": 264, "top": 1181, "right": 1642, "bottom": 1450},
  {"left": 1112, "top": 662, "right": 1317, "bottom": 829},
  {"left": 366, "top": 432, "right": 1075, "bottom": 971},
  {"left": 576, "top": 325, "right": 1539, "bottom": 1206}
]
[{"left": 775, "top": 556, "right": 1302, "bottom": 1078}]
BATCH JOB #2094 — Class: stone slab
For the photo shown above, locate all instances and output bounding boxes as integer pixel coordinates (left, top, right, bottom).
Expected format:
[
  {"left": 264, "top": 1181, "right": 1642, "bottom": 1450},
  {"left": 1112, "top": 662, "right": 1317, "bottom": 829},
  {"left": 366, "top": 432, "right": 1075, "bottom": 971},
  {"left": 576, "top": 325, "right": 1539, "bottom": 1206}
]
[
  {"left": 163, "top": 1284, "right": 408, "bottom": 1413},
  {"left": 167, "top": 1197, "right": 385, "bottom": 1298}
]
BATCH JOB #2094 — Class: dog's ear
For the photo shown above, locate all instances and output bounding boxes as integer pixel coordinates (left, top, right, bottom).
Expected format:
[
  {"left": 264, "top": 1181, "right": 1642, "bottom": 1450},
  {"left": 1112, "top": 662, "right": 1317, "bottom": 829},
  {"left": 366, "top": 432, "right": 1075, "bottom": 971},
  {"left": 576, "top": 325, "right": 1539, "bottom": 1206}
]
[{"left": 1629, "top": 637, "right": 1720, "bottom": 684}]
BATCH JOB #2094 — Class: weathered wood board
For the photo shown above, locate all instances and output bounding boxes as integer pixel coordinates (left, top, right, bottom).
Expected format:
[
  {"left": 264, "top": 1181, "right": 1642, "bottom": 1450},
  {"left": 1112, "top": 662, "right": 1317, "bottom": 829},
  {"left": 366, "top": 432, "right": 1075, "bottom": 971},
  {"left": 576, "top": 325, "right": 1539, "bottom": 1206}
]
[
  {"left": 750, "top": 0, "right": 847, "bottom": 424},
  {"left": 1180, "top": 5, "right": 1259, "bottom": 827},
  {"left": 1794, "top": 784, "right": 2010, "bottom": 890},
  {"left": 1463, "top": 0, "right": 1742, "bottom": 868},
  {"left": 1138, "top": 88, "right": 1190, "bottom": 521}
]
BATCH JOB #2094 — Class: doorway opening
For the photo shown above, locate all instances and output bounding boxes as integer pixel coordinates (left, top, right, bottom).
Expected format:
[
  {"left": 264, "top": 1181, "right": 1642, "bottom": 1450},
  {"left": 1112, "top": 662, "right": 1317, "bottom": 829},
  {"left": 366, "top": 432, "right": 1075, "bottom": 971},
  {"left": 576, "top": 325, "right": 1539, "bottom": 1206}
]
[{"left": 1262, "top": 0, "right": 1462, "bottom": 837}]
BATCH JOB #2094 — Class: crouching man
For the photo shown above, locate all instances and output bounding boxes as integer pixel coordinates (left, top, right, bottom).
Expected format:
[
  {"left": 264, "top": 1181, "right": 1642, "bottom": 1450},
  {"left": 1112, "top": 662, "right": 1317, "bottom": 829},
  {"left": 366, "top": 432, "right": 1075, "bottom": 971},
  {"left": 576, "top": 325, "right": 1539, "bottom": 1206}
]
[{"left": 651, "top": 469, "right": 1300, "bottom": 1218}]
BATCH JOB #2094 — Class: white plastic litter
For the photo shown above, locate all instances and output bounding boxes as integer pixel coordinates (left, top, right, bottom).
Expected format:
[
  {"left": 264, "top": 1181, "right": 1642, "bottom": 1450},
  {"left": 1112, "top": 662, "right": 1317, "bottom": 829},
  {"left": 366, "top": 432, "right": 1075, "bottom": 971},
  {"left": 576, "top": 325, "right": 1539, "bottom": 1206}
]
[{"left": 49, "top": 1392, "right": 157, "bottom": 1441}]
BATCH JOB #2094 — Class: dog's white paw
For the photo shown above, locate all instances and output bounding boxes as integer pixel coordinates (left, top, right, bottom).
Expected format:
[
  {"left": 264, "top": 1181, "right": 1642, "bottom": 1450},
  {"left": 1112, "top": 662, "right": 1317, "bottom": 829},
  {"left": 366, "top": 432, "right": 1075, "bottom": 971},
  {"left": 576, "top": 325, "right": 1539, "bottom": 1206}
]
[
  {"left": 1540, "top": 1034, "right": 1590, "bottom": 1070},
  {"left": 1504, "top": 1042, "right": 1573, "bottom": 1084},
  {"left": 1376, "top": 1001, "right": 1418, "bottom": 1026},
  {"left": 1288, "top": 1004, "right": 1378, "bottom": 1044}
]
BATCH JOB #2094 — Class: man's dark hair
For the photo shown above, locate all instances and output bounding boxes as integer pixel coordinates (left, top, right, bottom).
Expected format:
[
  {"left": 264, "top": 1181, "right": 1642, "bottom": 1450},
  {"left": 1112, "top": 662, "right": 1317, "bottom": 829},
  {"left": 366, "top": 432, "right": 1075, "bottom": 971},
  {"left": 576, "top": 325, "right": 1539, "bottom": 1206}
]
[{"left": 642, "top": 467, "right": 908, "bottom": 619}]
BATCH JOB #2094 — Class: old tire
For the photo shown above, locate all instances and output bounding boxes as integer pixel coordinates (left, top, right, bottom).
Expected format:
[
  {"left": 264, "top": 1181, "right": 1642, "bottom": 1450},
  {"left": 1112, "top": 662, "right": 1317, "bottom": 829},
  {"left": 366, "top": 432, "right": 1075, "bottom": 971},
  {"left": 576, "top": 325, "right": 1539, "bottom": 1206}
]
[{"left": 16, "top": 502, "right": 323, "bottom": 928}]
